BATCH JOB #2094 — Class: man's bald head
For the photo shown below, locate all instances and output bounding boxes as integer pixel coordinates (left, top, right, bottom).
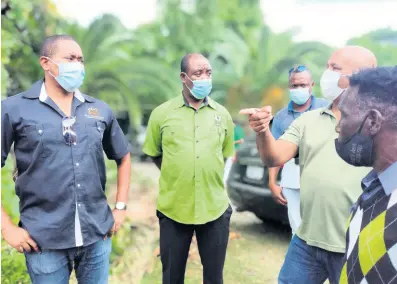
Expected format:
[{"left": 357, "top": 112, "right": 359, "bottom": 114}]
[
  {"left": 326, "top": 46, "right": 377, "bottom": 90},
  {"left": 328, "top": 46, "right": 377, "bottom": 74}
]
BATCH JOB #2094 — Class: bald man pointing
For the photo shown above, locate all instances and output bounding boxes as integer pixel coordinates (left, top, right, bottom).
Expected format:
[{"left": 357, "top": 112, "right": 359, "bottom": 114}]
[{"left": 241, "top": 46, "right": 377, "bottom": 284}]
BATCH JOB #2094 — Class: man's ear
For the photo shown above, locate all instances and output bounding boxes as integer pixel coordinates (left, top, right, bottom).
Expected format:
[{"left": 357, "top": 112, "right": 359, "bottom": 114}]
[
  {"left": 39, "top": 56, "right": 51, "bottom": 72},
  {"left": 180, "top": 72, "right": 187, "bottom": 84},
  {"left": 367, "top": 109, "right": 383, "bottom": 136}
]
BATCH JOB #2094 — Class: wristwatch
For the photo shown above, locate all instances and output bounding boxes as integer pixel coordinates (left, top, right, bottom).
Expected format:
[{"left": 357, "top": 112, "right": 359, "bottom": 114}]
[{"left": 115, "top": 202, "right": 127, "bottom": 210}]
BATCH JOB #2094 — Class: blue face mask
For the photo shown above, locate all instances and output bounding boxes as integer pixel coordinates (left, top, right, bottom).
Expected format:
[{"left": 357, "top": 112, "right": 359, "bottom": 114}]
[
  {"left": 289, "top": 88, "right": 311, "bottom": 105},
  {"left": 47, "top": 58, "right": 85, "bottom": 92},
  {"left": 184, "top": 74, "right": 212, "bottom": 100}
]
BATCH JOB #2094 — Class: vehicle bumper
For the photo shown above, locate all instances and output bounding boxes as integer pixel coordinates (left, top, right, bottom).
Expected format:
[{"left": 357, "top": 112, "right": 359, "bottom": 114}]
[{"left": 227, "top": 180, "right": 289, "bottom": 224}]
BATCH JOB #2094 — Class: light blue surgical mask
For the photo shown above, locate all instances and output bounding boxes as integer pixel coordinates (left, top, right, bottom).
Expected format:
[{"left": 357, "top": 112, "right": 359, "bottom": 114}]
[
  {"left": 47, "top": 57, "right": 85, "bottom": 92},
  {"left": 184, "top": 74, "right": 212, "bottom": 100},
  {"left": 289, "top": 88, "right": 311, "bottom": 105}
]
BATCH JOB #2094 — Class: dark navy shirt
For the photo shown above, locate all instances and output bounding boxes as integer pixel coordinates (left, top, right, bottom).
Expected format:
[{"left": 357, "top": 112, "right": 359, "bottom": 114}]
[{"left": 1, "top": 80, "right": 131, "bottom": 249}]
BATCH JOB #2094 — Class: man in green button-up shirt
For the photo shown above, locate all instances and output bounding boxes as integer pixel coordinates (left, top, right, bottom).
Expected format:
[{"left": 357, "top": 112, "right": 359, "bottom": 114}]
[{"left": 143, "top": 53, "right": 235, "bottom": 284}]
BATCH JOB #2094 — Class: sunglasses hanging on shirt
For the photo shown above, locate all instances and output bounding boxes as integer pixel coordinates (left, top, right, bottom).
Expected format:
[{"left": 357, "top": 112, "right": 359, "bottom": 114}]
[{"left": 62, "top": 116, "right": 77, "bottom": 146}]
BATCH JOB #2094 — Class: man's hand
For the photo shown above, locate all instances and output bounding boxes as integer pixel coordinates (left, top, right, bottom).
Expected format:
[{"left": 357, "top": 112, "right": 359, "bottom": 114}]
[
  {"left": 239, "top": 106, "right": 273, "bottom": 133},
  {"left": 269, "top": 184, "right": 287, "bottom": 206},
  {"left": 1, "top": 225, "right": 40, "bottom": 253},
  {"left": 111, "top": 209, "right": 127, "bottom": 236},
  {"left": 234, "top": 138, "right": 244, "bottom": 145}
]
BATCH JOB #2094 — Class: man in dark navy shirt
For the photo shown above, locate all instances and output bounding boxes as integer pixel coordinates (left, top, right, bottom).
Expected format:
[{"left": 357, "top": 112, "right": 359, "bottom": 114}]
[{"left": 1, "top": 35, "right": 131, "bottom": 284}]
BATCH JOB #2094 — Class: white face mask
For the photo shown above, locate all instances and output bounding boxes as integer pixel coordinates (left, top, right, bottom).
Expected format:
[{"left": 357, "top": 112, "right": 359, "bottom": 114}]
[{"left": 320, "top": 69, "right": 347, "bottom": 101}]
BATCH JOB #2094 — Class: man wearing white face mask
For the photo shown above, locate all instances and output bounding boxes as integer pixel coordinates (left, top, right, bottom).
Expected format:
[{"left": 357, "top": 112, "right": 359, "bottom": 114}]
[
  {"left": 269, "top": 65, "right": 328, "bottom": 237},
  {"left": 143, "top": 53, "right": 235, "bottom": 284},
  {"left": 240, "top": 46, "right": 377, "bottom": 284}
]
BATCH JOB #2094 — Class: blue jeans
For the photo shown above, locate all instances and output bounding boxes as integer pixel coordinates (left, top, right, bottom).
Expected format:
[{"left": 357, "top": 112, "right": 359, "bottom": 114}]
[
  {"left": 24, "top": 238, "right": 112, "bottom": 284},
  {"left": 278, "top": 235, "right": 344, "bottom": 284}
]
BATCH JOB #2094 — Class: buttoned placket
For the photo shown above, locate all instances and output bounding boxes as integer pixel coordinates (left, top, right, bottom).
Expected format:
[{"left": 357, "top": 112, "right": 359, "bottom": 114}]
[
  {"left": 194, "top": 108, "right": 199, "bottom": 222},
  {"left": 41, "top": 97, "right": 85, "bottom": 247}
]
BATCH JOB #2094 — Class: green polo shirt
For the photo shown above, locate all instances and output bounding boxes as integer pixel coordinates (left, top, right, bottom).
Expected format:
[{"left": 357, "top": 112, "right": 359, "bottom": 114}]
[
  {"left": 280, "top": 106, "right": 371, "bottom": 253},
  {"left": 143, "top": 95, "right": 235, "bottom": 224}
]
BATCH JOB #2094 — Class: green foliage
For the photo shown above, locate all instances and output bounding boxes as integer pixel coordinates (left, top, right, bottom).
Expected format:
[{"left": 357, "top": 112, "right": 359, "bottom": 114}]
[
  {"left": 1, "top": 0, "right": 65, "bottom": 97},
  {"left": 347, "top": 28, "right": 397, "bottom": 66},
  {"left": 1, "top": 239, "right": 30, "bottom": 284},
  {"left": 1, "top": 159, "right": 30, "bottom": 284}
]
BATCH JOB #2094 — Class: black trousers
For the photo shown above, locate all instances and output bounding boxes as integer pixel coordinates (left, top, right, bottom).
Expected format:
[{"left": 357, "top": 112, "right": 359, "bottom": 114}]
[{"left": 157, "top": 205, "right": 232, "bottom": 284}]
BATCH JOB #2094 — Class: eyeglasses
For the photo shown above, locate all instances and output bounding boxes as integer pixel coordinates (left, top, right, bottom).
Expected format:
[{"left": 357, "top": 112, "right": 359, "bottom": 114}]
[
  {"left": 62, "top": 116, "right": 77, "bottom": 146},
  {"left": 289, "top": 65, "right": 309, "bottom": 75}
]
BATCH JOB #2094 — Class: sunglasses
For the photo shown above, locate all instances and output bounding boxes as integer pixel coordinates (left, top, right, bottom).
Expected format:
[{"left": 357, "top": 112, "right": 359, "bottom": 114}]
[
  {"left": 62, "top": 116, "right": 77, "bottom": 146},
  {"left": 289, "top": 65, "right": 309, "bottom": 75}
]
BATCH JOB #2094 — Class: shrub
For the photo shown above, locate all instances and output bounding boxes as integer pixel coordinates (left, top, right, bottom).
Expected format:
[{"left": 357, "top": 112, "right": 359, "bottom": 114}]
[{"left": 1, "top": 160, "right": 30, "bottom": 284}]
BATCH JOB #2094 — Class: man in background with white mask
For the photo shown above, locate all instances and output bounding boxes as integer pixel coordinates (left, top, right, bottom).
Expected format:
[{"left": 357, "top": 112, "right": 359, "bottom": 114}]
[
  {"left": 269, "top": 65, "right": 328, "bottom": 236},
  {"left": 143, "top": 53, "right": 235, "bottom": 284},
  {"left": 1, "top": 35, "right": 132, "bottom": 283},
  {"left": 240, "top": 46, "right": 377, "bottom": 284}
]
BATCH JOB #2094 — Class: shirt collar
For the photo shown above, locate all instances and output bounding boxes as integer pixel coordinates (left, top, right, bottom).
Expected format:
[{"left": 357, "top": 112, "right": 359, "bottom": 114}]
[
  {"left": 288, "top": 95, "right": 315, "bottom": 112},
  {"left": 361, "top": 161, "right": 397, "bottom": 195},
  {"left": 175, "top": 94, "right": 216, "bottom": 110},
  {"left": 22, "top": 80, "right": 92, "bottom": 102},
  {"left": 320, "top": 102, "right": 334, "bottom": 117},
  {"left": 39, "top": 83, "right": 85, "bottom": 103},
  {"left": 362, "top": 170, "right": 379, "bottom": 188}
]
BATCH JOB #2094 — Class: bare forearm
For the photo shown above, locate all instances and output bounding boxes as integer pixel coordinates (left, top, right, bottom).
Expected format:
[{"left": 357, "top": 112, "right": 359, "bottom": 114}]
[
  {"left": 115, "top": 153, "right": 131, "bottom": 203},
  {"left": 268, "top": 167, "right": 281, "bottom": 187},
  {"left": 1, "top": 205, "right": 13, "bottom": 231},
  {"left": 256, "top": 131, "right": 298, "bottom": 167}
]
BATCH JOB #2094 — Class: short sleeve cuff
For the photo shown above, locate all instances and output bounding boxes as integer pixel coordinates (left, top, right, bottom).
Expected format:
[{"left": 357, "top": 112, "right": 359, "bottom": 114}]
[
  {"left": 142, "top": 146, "right": 162, "bottom": 158},
  {"left": 279, "top": 134, "right": 300, "bottom": 147},
  {"left": 223, "top": 149, "right": 235, "bottom": 159},
  {"left": 108, "top": 143, "right": 131, "bottom": 160}
]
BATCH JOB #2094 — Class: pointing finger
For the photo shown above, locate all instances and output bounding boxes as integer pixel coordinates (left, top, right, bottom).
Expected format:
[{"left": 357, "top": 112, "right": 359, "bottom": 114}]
[{"left": 239, "top": 108, "right": 260, "bottom": 115}]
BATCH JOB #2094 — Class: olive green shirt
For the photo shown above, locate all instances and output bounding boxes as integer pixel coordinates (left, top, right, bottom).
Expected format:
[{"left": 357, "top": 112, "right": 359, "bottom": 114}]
[
  {"left": 280, "top": 106, "right": 371, "bottom": 253},
  {"left": 143, "top": 96, "right": 234, "bottom": 224}
]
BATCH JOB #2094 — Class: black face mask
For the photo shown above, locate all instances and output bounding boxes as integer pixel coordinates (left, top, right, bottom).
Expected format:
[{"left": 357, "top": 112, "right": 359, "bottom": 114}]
[{"left": 335, "top": 117, "right": 374, "bottom": 167}]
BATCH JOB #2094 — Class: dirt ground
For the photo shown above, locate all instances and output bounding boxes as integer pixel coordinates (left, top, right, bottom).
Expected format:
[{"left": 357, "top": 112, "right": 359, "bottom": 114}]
[{"left": 125, "top": 162, "right": 291, "bottom": 284}]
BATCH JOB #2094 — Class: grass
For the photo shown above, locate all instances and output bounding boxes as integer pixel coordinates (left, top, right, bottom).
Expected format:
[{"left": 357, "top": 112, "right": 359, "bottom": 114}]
[{"left": 142, "top": 215, "right": 291, "bottom": 284}]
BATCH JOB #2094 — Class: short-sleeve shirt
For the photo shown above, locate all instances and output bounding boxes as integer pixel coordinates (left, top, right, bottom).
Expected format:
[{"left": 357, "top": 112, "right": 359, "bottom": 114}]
[
  {"left": 271, "top": 96, "right": 329, "bottom": 189},
  {"left": 1, "top": 80, "right": 131, "bottom": 249},
  {"left": 280, "top": 106, "right": 371, "bottom": 253},
  {"left": 143, "top": 95, "right": 234, "bottom": 224},
  {"left": 339, "top": 162, "right": 397, "bottom": 284}
]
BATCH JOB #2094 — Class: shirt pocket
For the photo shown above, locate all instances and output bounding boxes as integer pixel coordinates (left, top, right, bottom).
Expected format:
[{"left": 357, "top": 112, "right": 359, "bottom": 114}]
[
  {"left": 204, "top": 124, "right": 226, "bottom": 154},
  {"left": 18, "top": 123, "right": 61, "bottom": 158},
  {"left": 162, "top": 125, "right": 188, "bottom": 154},
  {"left": 85, "top": 121, "right": 106, "bottom": 151}
]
